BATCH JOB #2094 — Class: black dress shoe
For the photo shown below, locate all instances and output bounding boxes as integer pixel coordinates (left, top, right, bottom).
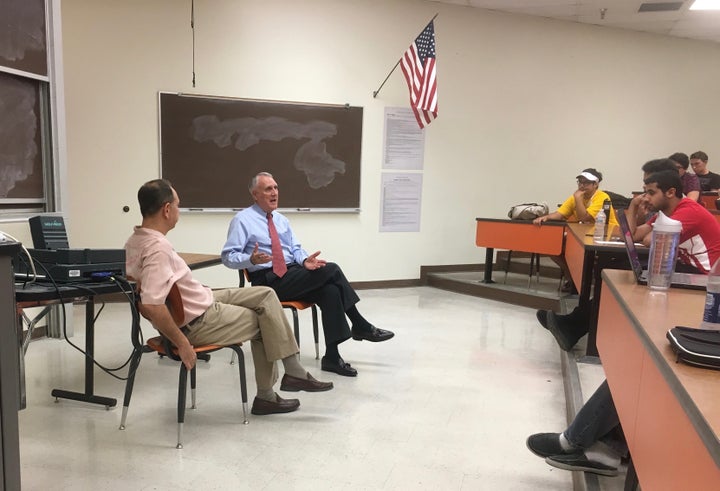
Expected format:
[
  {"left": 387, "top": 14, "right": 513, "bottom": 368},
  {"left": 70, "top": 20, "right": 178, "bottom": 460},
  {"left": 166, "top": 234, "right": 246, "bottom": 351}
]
[
  {"left": 250, "top": 394, "right": 300, "bottom": 415},
  {"left": 321, "top": 356, "right": 358, "bottom": 377},
  {"left": 280, "top": 373, "right": 334, "bottom": 392},
  {"left": 351, "top": 325, "right": 395, "bottom": 342}
]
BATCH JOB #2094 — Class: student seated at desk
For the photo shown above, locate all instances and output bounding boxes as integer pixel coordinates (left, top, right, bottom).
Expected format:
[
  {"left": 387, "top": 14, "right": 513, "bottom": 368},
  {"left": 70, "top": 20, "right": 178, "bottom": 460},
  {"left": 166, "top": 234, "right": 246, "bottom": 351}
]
[
  {"left": 125, "top": 179, "right": 333, "bottom": 416},
  {"left": 527, "top": 380, "right": 625, "bottom": 476},
  {"left": 532, "top": 168, "right": 618, "bottom": 292},
  {"left": 540, "top": 168, "right": 720, "bottom": 352},
  {"left": 668, "top": 152, "right": 700, "bottom": 202},
  {"left": 690, "top": 150, "right": 720, "bottom": 192}
]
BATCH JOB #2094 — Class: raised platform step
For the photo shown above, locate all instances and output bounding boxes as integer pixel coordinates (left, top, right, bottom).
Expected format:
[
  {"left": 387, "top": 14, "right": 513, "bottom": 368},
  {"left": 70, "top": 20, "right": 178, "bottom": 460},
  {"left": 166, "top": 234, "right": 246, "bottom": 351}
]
[{"left": 420, "top": 251, "right": 570, "bottom": 310}]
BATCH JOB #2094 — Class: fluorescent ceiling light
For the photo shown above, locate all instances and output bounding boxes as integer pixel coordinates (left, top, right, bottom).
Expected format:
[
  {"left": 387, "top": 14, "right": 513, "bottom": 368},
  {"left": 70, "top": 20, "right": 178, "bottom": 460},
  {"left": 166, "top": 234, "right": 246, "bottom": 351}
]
[{"left": 690, "top": 0, "right": 720, "bottom": 10}]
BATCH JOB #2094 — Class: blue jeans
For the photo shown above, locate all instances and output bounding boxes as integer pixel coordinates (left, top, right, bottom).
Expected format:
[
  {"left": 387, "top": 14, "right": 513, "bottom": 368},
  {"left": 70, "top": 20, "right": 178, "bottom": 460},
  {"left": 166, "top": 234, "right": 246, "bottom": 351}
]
[{"left": 565, "top": 380, "right": 627, "bottom": 456}]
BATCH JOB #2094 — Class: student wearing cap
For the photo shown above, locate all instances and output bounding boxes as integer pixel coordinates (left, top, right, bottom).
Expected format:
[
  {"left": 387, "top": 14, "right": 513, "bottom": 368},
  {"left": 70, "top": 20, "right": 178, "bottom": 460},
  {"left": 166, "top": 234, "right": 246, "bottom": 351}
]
[
  {"left": 532, "top": 168, "right": 618, "bottom": 291},
  {"left": 533, "top": 168, "right": 618, "bottom": 227}
]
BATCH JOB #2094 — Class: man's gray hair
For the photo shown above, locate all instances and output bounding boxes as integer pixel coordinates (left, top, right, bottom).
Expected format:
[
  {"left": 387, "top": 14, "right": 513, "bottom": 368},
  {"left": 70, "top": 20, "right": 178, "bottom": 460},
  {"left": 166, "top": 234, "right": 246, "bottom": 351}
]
[{"left": 249, "top": 172, "right": 273, "bottom": 192}]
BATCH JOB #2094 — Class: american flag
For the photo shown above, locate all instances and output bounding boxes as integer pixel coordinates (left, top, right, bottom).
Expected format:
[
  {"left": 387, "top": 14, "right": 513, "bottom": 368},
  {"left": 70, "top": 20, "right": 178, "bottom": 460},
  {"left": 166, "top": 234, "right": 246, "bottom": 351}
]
[{"left": 400, "top": 21, "right": 438, "bottom": 129}]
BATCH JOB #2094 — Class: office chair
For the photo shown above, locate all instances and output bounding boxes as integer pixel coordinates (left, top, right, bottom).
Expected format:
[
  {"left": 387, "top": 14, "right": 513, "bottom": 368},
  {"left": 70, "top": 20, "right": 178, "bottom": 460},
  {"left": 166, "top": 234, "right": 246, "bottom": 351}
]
[
  {"left": 119, "top": 283, "right": 249, "bottom": 449},
  {"left": 237, "top": 270, "right": 320, "bottom": 359}
]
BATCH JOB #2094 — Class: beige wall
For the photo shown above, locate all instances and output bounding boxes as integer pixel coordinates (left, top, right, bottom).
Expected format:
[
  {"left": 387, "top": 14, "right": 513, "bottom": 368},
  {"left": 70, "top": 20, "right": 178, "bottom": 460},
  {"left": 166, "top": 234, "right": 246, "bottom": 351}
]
[{"left": 42, "top": 0, "right": 720, "bottom": 286}]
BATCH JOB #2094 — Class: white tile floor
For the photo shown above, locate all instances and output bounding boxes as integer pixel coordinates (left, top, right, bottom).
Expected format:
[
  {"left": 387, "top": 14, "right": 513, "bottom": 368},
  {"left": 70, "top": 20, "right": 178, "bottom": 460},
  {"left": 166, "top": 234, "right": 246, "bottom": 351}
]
[{"left": 19, "top": 287, "right": 576, "bottom": 490}]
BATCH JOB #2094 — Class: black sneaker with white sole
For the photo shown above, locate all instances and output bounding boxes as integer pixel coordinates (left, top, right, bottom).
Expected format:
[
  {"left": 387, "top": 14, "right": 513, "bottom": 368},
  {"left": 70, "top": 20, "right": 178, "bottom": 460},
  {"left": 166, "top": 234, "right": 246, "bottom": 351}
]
[
  {"left": 545, "top": 453, "right": 619, "bottom": 477},
  {"left": 526, "top": 433, "right": 577, "bottom": 458}
]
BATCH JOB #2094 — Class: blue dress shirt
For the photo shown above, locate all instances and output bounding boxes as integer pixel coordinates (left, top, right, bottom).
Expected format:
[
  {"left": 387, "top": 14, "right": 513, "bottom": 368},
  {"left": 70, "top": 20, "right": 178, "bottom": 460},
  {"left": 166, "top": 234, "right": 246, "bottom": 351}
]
[{"left": 221, "top": 204, "right": 308, "bottom": 272}]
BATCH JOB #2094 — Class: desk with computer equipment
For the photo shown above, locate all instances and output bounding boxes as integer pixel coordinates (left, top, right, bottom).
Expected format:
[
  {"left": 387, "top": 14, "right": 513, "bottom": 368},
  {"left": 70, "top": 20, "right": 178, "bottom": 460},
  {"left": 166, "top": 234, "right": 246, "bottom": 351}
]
[{"left": 16, "top": 278, "right": 135, "bottom": 409}]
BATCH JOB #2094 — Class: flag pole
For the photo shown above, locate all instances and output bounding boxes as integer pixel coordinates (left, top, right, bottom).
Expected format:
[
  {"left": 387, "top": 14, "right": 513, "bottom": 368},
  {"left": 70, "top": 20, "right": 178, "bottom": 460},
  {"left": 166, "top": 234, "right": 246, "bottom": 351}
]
[{"left": 372, "top": 13, "right": 438, "bottom": 99}]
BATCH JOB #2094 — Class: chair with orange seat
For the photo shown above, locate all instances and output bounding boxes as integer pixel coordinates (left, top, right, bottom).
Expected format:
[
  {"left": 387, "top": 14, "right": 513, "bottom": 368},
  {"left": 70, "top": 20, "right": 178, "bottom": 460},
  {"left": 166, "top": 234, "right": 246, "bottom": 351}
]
[
  {"left": 238, "top": 270, "right": 320, "bottom": 359},
  {"left": 119, "top": 283, "right": 249, "bottom": 449}
]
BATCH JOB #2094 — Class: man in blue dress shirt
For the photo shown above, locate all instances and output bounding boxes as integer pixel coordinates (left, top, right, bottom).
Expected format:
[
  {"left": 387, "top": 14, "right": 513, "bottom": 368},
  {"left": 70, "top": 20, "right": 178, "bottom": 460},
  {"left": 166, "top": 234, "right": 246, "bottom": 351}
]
[{"left": 221, "top": 172, "right": 394, "bottom": 377}]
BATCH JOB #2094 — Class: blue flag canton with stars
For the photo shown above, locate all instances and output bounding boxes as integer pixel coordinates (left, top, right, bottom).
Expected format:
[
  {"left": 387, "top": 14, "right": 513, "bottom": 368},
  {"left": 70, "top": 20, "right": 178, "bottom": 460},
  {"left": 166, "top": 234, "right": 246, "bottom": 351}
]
[{"left": 416, "top": 23, "right": 436, "bottom": 63}]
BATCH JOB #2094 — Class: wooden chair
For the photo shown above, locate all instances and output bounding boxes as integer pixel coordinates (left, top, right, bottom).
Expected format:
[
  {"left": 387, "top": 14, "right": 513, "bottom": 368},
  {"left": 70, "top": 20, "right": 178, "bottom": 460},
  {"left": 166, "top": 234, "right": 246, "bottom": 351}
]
[
  {"left": 119, "top": 283, "right": 249, "bottom": 449},
  {"left": 238, "top": 270, "right": 320, "bottom": 359}
]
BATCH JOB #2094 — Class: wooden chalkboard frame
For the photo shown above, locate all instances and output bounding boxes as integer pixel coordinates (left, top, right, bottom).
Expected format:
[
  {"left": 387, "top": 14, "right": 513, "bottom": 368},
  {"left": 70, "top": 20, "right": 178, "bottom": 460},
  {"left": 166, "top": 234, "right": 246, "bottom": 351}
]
[{"left": 159, "top": 92, "right": 363, "bottom": 212}]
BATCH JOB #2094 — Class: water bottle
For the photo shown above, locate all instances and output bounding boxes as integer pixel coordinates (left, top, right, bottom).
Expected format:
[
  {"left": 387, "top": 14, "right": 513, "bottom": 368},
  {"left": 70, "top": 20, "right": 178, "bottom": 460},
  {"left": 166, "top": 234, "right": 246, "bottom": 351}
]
[
  {"left": 593, "top": 207, "right": 606, "bottom": 243},
  {"left": 647, "top": 211, "right": 681, "bottom": 290},
  {"left": 701, "top": 259, "right": 720, "bottom": 330}
]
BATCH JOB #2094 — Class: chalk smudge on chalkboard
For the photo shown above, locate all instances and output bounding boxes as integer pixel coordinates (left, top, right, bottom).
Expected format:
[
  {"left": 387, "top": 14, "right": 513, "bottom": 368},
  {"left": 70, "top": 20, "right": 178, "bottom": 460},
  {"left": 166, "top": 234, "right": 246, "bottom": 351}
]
[
  {"left": 191, "top": 115, "right": 345, "bottom": 189},
  {"left": 0, "top": 76, "right": 37, "bottom": 197}
]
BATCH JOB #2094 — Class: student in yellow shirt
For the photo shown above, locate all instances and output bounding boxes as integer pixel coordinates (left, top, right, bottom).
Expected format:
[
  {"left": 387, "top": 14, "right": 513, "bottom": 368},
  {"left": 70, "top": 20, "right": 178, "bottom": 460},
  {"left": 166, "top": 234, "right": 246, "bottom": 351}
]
[
  {"left": 533, "top": 168, "right": 618, "bottom": 291},
  {"left": 533, "top": 168, "right": 618, "bottom": 227}
]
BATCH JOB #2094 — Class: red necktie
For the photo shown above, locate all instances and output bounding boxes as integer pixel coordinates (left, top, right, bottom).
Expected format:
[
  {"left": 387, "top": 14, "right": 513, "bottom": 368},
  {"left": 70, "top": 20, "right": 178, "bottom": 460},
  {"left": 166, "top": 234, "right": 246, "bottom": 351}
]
[{"left": 267, "top": 213, "right": 287, "bottom": 278}]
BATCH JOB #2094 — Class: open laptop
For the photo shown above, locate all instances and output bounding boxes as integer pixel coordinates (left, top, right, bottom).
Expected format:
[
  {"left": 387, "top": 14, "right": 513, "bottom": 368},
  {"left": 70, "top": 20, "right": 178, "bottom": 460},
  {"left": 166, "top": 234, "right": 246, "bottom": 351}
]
[{"left": 616, "top": 208, "right": 708, "bottom": 290}]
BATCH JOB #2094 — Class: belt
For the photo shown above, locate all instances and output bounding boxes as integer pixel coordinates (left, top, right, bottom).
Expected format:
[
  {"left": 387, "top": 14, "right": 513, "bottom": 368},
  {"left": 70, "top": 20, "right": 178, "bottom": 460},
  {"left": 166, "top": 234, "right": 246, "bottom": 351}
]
[{"left": 185, "top": 311, "right": 206, "bottom": 330}]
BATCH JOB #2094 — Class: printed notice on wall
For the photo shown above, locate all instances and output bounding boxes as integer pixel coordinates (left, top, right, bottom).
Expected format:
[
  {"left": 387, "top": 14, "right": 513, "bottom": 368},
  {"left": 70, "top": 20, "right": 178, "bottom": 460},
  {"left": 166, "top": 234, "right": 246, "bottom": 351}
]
[
  {"left": 382, "top": 107, "right": 424, "bottom": 170},
  {"left": 380, "top": 173, "right": 423, "bottom": 232}
]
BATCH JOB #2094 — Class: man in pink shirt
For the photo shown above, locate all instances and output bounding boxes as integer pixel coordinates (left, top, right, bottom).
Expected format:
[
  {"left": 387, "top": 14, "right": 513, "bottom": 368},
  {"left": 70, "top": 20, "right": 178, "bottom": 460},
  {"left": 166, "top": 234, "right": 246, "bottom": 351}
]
[{"left": 125, "top": 179, "right": 332, "bottom": 416}]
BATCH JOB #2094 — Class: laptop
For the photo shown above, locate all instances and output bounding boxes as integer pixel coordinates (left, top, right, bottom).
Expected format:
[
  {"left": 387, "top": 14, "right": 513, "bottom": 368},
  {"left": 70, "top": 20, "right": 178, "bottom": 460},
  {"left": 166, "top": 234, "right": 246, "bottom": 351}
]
[{"left": 616, "top": 208, "right": 708, "bottom": 290}]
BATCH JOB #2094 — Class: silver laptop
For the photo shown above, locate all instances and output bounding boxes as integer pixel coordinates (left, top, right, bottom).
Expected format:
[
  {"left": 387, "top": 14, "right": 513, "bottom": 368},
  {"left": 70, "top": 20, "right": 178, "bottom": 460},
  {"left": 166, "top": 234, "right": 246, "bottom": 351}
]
[{"left": 616, "top": 209, "right": 708, "bottom": 290}]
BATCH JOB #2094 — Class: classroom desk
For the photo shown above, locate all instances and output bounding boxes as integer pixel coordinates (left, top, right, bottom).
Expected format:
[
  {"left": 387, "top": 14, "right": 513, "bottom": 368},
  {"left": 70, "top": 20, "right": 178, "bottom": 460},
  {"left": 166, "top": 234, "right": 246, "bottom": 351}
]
[
  {"left": 598, "top": 269, "right": 720, "bottom": 490},
  {"left": 178, "top": 252, "right": 222, "bottom": 270},
  {"left": 564, "top": 223, "right": 631, "bottom": 356},
  {"left": 475, "top": 218, "right": 565, "bottom": 283},
  {"left": 701, "top": 191, "right": 719, "bottom": 210},
  {"left": 16, "top": 279, "right": 135, "bottom": 409}
]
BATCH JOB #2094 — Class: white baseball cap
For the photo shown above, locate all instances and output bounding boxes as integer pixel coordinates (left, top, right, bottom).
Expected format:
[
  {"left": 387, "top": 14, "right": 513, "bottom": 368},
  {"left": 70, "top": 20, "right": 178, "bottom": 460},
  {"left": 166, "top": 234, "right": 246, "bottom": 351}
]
[{"left": 576, "top": 171, "right": 599, "bottom": 182}]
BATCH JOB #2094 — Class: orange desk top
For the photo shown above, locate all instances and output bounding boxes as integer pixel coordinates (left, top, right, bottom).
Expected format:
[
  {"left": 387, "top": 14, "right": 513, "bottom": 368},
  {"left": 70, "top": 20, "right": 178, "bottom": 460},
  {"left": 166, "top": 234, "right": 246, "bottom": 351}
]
[
  {"left": 599, "top": 270, "right": 720, "bottom": 489},
  {"left": 475, "top": 218, "right": 565, "bottom": 255}
]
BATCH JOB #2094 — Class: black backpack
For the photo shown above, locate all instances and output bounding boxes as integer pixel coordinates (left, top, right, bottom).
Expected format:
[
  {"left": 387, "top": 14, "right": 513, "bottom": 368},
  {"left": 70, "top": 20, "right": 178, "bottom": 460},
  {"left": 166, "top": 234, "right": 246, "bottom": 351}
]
[
  {"left": 605, "top": 191, "right": 632, "bottom": 210},
  {"left": 666, "top": 326, "right": 720, "bottom": 370}
]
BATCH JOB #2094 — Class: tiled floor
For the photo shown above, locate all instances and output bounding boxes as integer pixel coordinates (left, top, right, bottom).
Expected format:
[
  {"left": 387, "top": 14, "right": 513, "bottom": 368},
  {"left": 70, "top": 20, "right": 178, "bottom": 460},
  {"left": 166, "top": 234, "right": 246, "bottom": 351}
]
[{"left": 20, "top": 286, "right": 581, "bottom": 489}]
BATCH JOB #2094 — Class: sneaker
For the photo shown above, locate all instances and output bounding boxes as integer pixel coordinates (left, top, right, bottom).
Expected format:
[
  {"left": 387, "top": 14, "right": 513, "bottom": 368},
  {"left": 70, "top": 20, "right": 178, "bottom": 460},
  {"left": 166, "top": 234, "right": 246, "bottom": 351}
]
[
  {"left": 526, "top": 433, "right": 577, "bottom": 458},
  {"left": 536, "top": 310, "right": 549, "bottom": 330},
  {"left": 545, "top": 453, "right": 619, "bottom": 477},
  {"left": 546, "top": 311, "right": 583, "bottom": 351}
]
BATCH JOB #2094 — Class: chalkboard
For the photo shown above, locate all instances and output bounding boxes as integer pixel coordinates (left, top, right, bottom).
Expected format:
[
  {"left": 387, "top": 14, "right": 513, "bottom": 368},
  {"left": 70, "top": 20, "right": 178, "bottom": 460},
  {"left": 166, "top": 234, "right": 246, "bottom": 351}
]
[
  {"left": 0, "top": 0, "right": 47, "bottom": 77},
  {"left": 159, "top": 92, "right": 363, "bottom": 211}
]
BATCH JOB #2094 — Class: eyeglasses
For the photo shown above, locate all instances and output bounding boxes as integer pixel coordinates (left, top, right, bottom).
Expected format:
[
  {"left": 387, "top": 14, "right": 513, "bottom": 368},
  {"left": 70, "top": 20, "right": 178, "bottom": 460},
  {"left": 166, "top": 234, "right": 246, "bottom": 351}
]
[{"left": 576, "top": 179, "right": 594, "bottom": 186}]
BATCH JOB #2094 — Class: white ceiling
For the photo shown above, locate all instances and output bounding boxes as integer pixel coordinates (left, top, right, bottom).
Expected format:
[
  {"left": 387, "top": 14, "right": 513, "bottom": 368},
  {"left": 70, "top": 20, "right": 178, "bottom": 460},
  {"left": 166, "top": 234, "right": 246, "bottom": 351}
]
[{"left": 431, "top": 0, "right": 720, "bottom": 43}]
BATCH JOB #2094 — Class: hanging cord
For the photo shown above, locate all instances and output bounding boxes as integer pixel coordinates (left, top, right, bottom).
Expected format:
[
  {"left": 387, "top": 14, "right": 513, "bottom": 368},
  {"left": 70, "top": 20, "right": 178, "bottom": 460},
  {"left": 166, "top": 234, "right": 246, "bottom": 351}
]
[{"left": 191, "top": 0, "right": 196, "bottom": 87}]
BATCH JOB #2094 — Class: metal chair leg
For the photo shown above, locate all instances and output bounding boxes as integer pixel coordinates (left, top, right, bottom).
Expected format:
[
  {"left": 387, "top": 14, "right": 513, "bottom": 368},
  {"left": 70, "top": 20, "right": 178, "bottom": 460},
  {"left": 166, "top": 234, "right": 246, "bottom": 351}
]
[
  {"left": 229, "top": 345, "right": 249, "bottom": 425},
  {"left": 503, "top": 250, "right": 513, "bottom": 283},
  {"left": 190, "top": 363, "right": 197, "bottom": 410},
  {"left": 177, "top": 365, "right": 189, "bottom": 449},
  {"left": 119, "top": 349, "right": 144, "bottom": 430},
  {"left": 311, "top": 305, "right": 320, "bottom": 360}
]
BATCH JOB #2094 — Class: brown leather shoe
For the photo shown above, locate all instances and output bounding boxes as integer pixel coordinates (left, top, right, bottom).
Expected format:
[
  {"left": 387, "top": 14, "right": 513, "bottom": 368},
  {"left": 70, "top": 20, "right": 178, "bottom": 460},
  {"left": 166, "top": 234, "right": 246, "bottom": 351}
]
[
  {"left": 250, "top": 394, "right": 300, "bottom": 415},
  {"left": 280, "top": 373, "right": 334, "bottom": 392}
]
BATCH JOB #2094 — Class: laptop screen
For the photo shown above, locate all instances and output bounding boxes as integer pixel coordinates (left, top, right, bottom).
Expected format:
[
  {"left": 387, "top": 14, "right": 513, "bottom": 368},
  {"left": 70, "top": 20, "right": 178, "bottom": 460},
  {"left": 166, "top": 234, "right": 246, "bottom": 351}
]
[{"left": 616, "top": 208, "right": 645, "bottom": 281}]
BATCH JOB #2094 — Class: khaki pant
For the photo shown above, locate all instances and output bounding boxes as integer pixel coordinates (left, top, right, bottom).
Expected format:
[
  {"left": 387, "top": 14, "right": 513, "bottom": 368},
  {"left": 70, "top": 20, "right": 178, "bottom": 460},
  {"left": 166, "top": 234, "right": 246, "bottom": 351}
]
[{"left": 185, "top": 287, "right": 299, "bottom": 390}]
